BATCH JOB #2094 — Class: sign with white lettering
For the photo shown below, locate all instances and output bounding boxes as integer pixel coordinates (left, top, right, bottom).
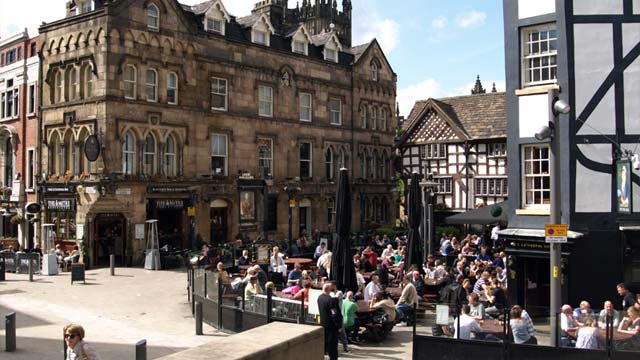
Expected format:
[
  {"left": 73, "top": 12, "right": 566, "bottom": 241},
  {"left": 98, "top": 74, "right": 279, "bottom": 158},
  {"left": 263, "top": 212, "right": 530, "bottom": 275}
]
[
  {"left": 46, "top": 199, "right": 75, "bottom": 211},
  {"left": 151, "top": 199, "right": 184, "bottom": 209},
  {"left": 545, "top": 224, "right": 568, "bottom": 243}
]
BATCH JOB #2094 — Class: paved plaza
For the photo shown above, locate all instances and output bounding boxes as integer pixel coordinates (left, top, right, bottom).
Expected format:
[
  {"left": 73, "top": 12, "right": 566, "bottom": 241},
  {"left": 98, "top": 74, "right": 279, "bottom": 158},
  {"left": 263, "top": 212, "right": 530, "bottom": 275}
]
[{"left": 0, "top": 267, "right": 413, "bottom": 359}]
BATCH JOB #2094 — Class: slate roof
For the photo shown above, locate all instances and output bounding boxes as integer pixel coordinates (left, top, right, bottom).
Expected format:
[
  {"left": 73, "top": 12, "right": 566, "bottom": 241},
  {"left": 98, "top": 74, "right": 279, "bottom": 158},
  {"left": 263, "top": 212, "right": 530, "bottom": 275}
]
[
  {"left": 310, "top": 32, "right": 333, "bottom": 46},
  {"left": 347, "top": 42, "right": 370, "bottom": 63},
  {"left": 186, "top": 1, "right": 213, "bottom": 15},
  {"left": 398, "top": 92, "right": 506, "bottom": 146}
]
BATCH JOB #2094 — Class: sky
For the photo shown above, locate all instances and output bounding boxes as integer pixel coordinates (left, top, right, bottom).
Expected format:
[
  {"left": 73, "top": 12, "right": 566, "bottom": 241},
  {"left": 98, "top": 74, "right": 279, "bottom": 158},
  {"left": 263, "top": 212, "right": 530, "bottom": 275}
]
[{"left": 0, "top": 0, "right": 505, "bottom": 117}]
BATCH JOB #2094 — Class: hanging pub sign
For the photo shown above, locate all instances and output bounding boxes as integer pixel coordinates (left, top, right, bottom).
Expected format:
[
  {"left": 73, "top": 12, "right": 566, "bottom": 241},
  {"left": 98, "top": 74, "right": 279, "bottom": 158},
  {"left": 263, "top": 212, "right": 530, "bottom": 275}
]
[
  {"left": 84, "top": 134, "right": 101, "bottom": 162},
  {"left": 46, "top": 199, "right": 75, "bottom": 211},
  {"left": 616, "top": 160, "right": 632, "bottom": 213}
]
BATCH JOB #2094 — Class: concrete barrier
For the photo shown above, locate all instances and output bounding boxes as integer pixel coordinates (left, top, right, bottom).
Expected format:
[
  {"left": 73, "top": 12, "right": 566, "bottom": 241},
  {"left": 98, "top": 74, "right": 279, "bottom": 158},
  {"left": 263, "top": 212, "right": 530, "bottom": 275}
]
[{"left": 155, "top": 322, "right": 324, "bottom": 360}]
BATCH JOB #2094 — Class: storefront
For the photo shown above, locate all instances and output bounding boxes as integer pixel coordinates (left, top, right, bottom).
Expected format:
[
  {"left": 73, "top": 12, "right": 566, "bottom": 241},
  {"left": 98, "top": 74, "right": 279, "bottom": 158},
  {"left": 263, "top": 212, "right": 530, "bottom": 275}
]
[
  {"left": 42, "top": 185, "right": 78, "bottom": 244},
  {"left": 619, "top": 224, "right": 640, "bottom": 288},
  {"left": 146, "top": 186, "right": 190, "bottom": 249},
  {"left": 93, "top": 213, "right": 127, "bottom": 266}
]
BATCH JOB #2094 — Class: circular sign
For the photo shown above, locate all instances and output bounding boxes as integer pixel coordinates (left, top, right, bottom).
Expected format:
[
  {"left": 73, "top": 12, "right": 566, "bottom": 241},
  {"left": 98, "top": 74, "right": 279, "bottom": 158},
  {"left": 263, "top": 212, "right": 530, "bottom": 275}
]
[
  {"left": 84, "top": 134, "right": 101, "bottom": 162},
  {"left": 25, "top": 202, "right": 41, "bottom": 214}
]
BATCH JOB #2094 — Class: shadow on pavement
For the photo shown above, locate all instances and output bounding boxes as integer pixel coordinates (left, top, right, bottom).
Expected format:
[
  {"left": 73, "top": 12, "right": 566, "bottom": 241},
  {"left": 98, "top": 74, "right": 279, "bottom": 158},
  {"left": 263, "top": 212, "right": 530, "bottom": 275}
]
[{"left": 0, "top": 304, "right": 54, "bottom": 330}]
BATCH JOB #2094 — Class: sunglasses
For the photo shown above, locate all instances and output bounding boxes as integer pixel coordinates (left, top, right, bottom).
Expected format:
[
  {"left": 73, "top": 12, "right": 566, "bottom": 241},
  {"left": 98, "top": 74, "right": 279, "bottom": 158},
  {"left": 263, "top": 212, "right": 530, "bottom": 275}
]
[{"left": 64, "top": 334, "right": 77, "bottom": 339}]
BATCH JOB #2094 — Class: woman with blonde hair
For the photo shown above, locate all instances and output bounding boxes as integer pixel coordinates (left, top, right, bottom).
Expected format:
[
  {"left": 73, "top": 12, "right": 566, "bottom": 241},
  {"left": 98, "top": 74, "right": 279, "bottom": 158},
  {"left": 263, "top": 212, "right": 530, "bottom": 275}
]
[{"left": 64, "top": 323, "right": 101, "bottom": 360}]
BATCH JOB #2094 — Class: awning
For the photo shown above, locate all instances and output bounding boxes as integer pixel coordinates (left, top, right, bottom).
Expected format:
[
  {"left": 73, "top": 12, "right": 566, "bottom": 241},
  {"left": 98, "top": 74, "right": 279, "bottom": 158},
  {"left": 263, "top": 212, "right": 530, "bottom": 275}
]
[
  {"left": 619, "top": 225, "right": 640, "bottom": 231},
  {"left": 445, "top": 202, "right": 508, "bottom": 225},
  {"left": 497, "top": 228, "right": 584, "bottom": 239}
]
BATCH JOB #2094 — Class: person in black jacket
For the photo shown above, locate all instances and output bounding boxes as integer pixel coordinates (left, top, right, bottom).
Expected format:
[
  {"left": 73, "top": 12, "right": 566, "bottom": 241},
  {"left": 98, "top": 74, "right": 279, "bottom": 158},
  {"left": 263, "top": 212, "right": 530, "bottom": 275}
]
[{"left": 318, "top": 283, "right": 342, "bottom": 360}]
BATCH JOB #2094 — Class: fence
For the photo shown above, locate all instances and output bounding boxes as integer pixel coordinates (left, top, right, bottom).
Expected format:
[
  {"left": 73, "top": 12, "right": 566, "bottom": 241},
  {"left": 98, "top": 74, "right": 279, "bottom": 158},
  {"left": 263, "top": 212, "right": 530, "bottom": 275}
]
[
  {"left": 411, "top": 300, "right": 639, "bottom": 360},
  {"left": 188, "top": 268, "right": 318, "bottom": 334}
]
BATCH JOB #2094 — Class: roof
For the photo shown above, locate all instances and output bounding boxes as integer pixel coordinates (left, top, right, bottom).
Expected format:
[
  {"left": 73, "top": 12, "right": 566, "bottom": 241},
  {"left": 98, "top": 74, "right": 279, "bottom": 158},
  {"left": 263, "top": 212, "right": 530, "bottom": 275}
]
[
  {"left": 347, "top": 42, "right": 370, "bottom": 63},
  {"left": 398, "top": 92, "right": 506, "bottom": 146},
  {"left": 236, "top": 13, "right": 261, "bottom": 28},
  {"left": 310, "top": 32, "right": 333, "bottom": 46},
  {"left": 185, "top": 1, "right": 212, "bottom": 15}
]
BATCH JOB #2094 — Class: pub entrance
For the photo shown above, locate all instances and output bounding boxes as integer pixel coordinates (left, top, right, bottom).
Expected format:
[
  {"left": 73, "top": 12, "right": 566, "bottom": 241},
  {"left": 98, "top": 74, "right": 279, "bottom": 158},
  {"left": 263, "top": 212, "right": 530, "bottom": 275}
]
[
  {"left": 147, "top": 199, "right": 186, "bottom": 249},
  {"left": 93, "top": 213, "right": 126, "bottom": 266},
  {"left": 210, "top": 199, "right": 228, "bottom": 246}
]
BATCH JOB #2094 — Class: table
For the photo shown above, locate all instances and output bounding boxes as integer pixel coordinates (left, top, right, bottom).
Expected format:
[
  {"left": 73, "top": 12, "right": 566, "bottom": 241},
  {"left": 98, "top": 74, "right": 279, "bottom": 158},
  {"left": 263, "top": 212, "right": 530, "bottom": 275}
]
[
  {"left": 386, "top": 286, "right": 402, "bottom": 299},
  {"left": 284, "top": 258, "right": 313, "bottom": 265},
  {"left": 595, "top": 327, "right": 635, "bottom": 350},
  {"left": 477, "top": 320, "right": 506, "bottom": 338}
]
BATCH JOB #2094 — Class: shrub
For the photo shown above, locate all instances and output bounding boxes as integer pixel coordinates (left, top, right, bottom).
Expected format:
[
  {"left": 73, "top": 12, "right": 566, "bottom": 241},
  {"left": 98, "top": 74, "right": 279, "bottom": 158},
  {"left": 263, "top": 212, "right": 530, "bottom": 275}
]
[{"left": 435, "top": 226, "right": 461, "bottom": 239}]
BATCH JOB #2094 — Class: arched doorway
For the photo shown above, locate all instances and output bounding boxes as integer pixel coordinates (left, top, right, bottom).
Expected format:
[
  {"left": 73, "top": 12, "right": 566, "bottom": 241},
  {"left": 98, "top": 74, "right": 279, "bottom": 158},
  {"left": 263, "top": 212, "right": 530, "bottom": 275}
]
[
  {"left": 210, "top": 199, "right": 228, "bottom": 246},
  {"left": 93, "top": 213, "right": 127, "bottom": 266}
]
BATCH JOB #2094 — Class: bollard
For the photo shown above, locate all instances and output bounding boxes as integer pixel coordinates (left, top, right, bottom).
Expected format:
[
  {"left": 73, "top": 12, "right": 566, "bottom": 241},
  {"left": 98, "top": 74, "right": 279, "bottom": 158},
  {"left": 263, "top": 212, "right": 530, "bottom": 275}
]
[
  {"left": 28, "top": 254, "right": 33, "bottom": 282},
  {"left": 5, "top": 312, "right": 16, "bottom": 352},
  {"left": 195, "top": 301, "right": 203, "bottom": 335},
  {"left": 135, "top": 339, "right": 147, "bottom": 360},
  {"left": 110, "top": 254, "right": 115, "bottom": 276}
]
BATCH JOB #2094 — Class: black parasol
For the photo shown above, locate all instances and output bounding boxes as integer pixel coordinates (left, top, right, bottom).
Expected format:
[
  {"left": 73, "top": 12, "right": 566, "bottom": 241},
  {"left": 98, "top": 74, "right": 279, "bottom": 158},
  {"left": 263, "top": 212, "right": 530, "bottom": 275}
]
[
  {"left": 330, "top": 168, "right": 358, "bottom": 293},
  {"left": 405, "top": 171, "right": 423, "bottom": 271}
]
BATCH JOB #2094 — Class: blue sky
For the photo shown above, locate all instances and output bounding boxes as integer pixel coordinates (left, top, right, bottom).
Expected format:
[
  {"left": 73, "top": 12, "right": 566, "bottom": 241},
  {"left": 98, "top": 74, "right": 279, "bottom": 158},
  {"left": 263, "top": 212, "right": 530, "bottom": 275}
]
[{"left": 0, "top": 0, "right": 505, "bottom": 116}]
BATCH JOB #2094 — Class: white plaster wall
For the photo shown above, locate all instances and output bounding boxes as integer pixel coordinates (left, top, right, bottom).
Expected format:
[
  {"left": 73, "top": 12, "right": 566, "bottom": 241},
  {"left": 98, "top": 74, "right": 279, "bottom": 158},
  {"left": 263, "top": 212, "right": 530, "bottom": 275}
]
[
  {"left": 518, "top": 0, "right": 555, "bottom": 19},
  {"left": 518, "top": 94, "right": 548, "bottom": 138},
  {"left": 573, "top": 0, "right": 623, "bottom": 15},
  {"left": 624, "top": 55, "right": 640, "bottom": 134},
  {"left": 574, "top": 24, "right": 615, "bottom": 133},
  {"left": 622, "top": 23, "right": 640, "bottom": 57},
  {"left": 575, "top": 144, "right": 611, "bottom": 213},
  {"left": 635, "top": 0, "right": 640, "bottom": 14}
]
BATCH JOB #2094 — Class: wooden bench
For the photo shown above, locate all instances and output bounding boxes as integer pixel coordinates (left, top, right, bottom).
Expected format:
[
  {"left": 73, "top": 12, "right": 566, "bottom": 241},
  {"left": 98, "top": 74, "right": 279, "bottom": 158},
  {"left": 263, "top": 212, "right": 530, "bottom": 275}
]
[{"left": 361, "top": 319, "right": 395, "bottom": 343}]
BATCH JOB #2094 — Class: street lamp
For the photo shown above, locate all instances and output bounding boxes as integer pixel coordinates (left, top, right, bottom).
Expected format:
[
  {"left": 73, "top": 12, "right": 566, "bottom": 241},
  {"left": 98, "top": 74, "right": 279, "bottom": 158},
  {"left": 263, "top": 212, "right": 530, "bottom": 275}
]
[
  {"left": 535, "top": 88, "right": 570, "bottom": 347},
  {"left": 419, "top": 171, "right": 439, "bottom": 262},
  {"left": 283, "top": 179, "right": 301, "bottom": 257}
]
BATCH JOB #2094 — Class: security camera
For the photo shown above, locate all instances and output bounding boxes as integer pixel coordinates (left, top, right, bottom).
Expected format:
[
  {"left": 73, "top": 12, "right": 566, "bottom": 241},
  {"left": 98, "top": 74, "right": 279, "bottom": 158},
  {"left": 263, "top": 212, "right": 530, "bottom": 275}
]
[{"left": 633, "top": 154, "right": 640, "bottom": 170}]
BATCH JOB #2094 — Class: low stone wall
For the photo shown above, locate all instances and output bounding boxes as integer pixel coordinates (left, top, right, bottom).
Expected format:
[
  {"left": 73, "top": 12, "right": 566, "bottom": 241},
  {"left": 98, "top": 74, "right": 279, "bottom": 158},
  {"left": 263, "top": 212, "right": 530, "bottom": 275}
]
[{"left": 156, "top": 322, "right": 324, "bottom": 360}]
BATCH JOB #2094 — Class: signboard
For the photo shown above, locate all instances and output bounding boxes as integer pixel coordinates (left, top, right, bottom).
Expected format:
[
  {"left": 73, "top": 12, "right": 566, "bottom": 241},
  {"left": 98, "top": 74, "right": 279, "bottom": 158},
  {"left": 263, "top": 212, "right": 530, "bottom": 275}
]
[
  {"left": 115, "top": 188, "right": 131, "bottom": 196},
  {"left": 147, "top": 186, "right": 190, "bottom": 193},
  {"left": 436, "top": 304, "right": 450, "bottom": 325},
  {"left": 76, "top": 224, "right": 84, "bottom": 240},
  {"left": 239, "top": 191, "right": 255, "bottom": 222},
  {"left": 42, "top": 185, "right": 75, "bottom": 194},
  {"left": 71, "top": 263, "right": 85, "bottom": 284},
  {"left": 46, "top": 199, "right": 75, "bottom": 211},
  {"left": 289, "top": 199, "right": 296, "bottom": 208},
  {"left": 545, "top": 224, "right": 568, "bottom": 243},
  {"left": 84, "top": 134, "right": 101, "bottom": 162},
  {"left": 151, "top": 199, "right": 184, "bottom": 209},
  {"left": 616, "top": 160, "right": 632, "bottom": 213},
  {"left": 187, "top": 207, "right": 196, "bottom": 217},
  {"left": 307, "top": 288, "right": 322, "bottom": 315}
]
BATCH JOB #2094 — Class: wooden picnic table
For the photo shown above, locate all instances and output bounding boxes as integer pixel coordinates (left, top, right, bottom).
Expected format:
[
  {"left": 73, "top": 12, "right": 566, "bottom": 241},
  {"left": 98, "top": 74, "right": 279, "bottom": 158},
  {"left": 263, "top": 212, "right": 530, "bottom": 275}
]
[
  {"left": 477, "top": 320, "right": 506, "bottom": 337},
  {"left": 284, "top": 258, "right": 313, "bottom": 265}
]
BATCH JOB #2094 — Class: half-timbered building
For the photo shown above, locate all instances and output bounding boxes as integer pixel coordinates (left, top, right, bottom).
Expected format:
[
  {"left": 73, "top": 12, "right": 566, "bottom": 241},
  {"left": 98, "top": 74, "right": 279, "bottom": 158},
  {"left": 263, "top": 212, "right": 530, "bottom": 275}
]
[{"left": 396, "top": 91, "right": 506, "bottom": 224}]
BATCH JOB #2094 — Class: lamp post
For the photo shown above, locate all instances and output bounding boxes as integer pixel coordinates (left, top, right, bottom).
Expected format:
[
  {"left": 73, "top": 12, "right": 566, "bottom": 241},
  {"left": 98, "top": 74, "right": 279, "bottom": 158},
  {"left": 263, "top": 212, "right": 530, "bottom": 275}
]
[
  {"left": 535, "top": 89, "right": 570, "bottom": 347},
  {"left": 419, "top": 172, "right": 439, "bottom": 262},
  {"left": 283, "top": 179, "right": 301, "bottom": 257}
]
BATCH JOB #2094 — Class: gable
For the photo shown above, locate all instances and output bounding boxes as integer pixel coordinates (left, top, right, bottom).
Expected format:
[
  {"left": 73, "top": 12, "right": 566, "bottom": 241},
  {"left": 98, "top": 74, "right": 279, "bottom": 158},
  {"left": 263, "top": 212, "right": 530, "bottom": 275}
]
[
  {"left": 405, "top": 109, "right": 465, "bottom": 145},
  {"left": 109, "top": 0, "right": 195, "bottom": 35},
  {"left": 352, "top": 39, "right": 395, "bottom": 76}
]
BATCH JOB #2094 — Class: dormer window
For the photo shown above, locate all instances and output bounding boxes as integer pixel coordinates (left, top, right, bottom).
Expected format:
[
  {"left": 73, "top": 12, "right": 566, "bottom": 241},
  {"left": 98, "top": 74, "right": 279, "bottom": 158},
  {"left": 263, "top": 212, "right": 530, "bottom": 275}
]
[
  {"left": 206, "top": 18, "right": 224, "bottom": 34},
  {"left": 293, "top": 41, "right": 306, "bottom": 54},
  {"left": 147, "top": 4, "right": 159, "bottom": 30},
  {"left": 253, "top": 30, "right": 268, "bottom": 45},
  {"left": 251, "top": 14, "right": 275, "bottom": 47},
  {"left": 290, "top": 25, "right": 311, "bottom": 55},
  {"left": 325, "top": 49, "right": 338, "bottom": 62}
]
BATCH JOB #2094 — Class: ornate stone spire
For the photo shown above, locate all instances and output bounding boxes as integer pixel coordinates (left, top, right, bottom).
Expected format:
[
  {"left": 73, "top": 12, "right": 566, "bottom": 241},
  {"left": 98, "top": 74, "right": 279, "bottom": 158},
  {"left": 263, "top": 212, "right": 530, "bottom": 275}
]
[
  {"left": 471, "top": 75, "right": 486, "bottom": 94},
  {"left": 491, "top": 82, "right": 497, "bottom": 93}
]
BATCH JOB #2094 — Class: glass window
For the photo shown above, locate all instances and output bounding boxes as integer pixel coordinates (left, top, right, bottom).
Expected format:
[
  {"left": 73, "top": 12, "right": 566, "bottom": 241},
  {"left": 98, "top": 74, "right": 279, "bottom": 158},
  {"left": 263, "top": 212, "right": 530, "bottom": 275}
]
[
  {"left": 325, "top": 48, "right": 337, "bottom": 62},
  {"left": 27, "top": 84, "right": 36, "bottom": 114},
  {"left": 325, "top": 147, "right": 334, "bottom": 181},
  {"left": 300, "top": 142, "right": 312, "bottom": 178},
  {"left": 371, "top": 62, "right": 378, "bottom": 81},
  {"left": 475, "top": 178, "right": 508, "bottom": 196},
  {"left": 434, "top": 178, "right": 452, "bottom": 194},
  {"left": 522, "top": 145, "right": 550, "bottom": 207},
  {"left": 211, "top": 134, "right": 227, "bottom": 176},
  {"left": 3, "top": 138, "right": 13, "bottom": 186},
  {"left": 122, "top": 131, "right": 136, "bottom": 174},
  {"left": 207, "top": 18, "right": 223, "bottom": 34},
  {"left": 211, "top": 77, "right": 227, "bottom": 110},
  {"left": 55, "top": 71, "right": 63, "bottom": 103},
  {"left": 27, "top": 149, "right": 35, "bottom": 189},
  {"left": 299, "top": 92, "right": 312, "bottom": 121},
  {"left": 69, "top": 68, "right": 77, "bottom": 100},
  {"left": 164, "top": 135, "right": 176, "bottom": 177},
  {"left": 522, "top": 25, "right": 557, "bottom": 86},
  {"left": 370, "top": 106, "right": 377, "bottom": 130},
  {"left": 420, "top": 144, "right": 447, "bottom": 159},
  {"left": 258, "top": 85, "right": 273, "bottom": 117},
  {"left": 253, "top": 30, "right": 267, "bottom": 45},
  {"left": 293, "top": 40, "right": 306, "bottom": 54},
  {"left": 360, "top": 105, "right": 367, "bottom": 128},
  {"left": 124, "top": 65, "right": 136, "bottom": 99},
  {"left": 380, "top": 108, "right": 386, "bottom": 131},
  {"left": 143, "top": 134, "right": 156, "bottom": 175},
  {"left": 147, "top": 4, "right": 159, "bottom": 30},
  {"left": 258, "top": 138, "right": 273, "bottom": 178},
  {"left": 84, "top": 65, "right": 93, "bottom": 98},
  {"left": 329, "top": 98, "right": 341, "bottom": 125},
  {"left": 167, "top": 72, "right": 178, "bottom": 105},
  {"left": 146, "top": 69, "right": 157, "bottom": 102}
]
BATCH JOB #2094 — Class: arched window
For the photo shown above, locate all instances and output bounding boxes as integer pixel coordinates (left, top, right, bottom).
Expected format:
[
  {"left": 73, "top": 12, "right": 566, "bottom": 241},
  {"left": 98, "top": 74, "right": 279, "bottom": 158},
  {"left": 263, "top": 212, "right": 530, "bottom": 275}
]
[
  {"left": 370, "top": 106, "right": 377, "bottom": 130},
  {"left": 56, "top": 136, "right": 66, "bottom": 175},
  {"left": 147, "top": 4, "right": 159, "bottom": 30},
  {"left": 146, "top": 69, "right": 157, "bottom": 102},
  {"left": 68, "top": 67, "right": 78, "bottom": 100},
  {"left": 124, "top": 65, "right": 136, "bottom": 99},
  {"left": 164, "top": 135, "right": 176, "bottom": 176},
  {"left": 377, "top": 154, "right": 384, "bottom": 181},
  {"left": 371, "top": 62, "right": 379, "bottom": 81},
  {"left": 55, "top": 71, "right": 63, "bottom": 103},
  {"left": 380, "top": 108, "right": 386, "bottom": 131},
  {"left": 122, "top": 131, "right": 136, "bottom": 174},
  {"left": 84, "top": 64, "right": 93, "bottom": 98},
  {"left": 3, "top": 138, "right": 12, "bottom": 186},
  {"left": 167, "top": 72, "right": 178, "bottom": 105},
  {"left": 143, "top": 133, "right": 156, "bottom": 175},
  {"left": 360, "top": 105, "right": 367, "bottom": 129},
  {"left": 325, "top": 147, "right": 334, "bottom": 181}
]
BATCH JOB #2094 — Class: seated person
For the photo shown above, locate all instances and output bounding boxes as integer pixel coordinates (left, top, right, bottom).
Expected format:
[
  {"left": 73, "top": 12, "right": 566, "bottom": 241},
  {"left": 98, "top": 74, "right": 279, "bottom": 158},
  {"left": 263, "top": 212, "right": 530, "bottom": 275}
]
[
  {"left": 54, "top": 244, "right": 65, "bottom": 263},
  {"left": 287, "top": 263, "right": 303, "bottom": 286},
  {"left": 453, "top": 304, "right": 482, "bottom": 340},
  {"left": 370, "top": 291, "right": 397, "bottom": 323},
  {"left": 411, "top": 271, "right": 425, "bottom": 297},
  {"left": 292, "top": 280, "right": 311, "bottom": 302},
  {"left": 476, "top": 246, "right": 492, "bottom": 262},
  {"left": 238, "top": 249, "right": 251, "bottom": 266},
  {"left": 575, "top": 317, "right": 598, "bottom": 349},
  {"left": 313, "top": 242, "right": 326, "bottom": 260},
  {"left": 381, "top": 244, "right": 394, "bottom": 260},
  {"left": 31, "top": 243, "right": 43, "bottom": 257},
  {"left": 485, "top": 279, "right": 507, "bottom": 317},
  {"left": 63, "top": 245, "right": 80, "bottom": 266},
  {"left": 244, "top": 276, "right": 262, "bottom": 305},
  {"left": 598, "top": 300, "right": 621, "bottom": 328},
  {"left": 560, "top": 304, "right": 579, "bottom": 345},
  {"left": 364, "top": 275, "right": 381, "bottom": 302},
  {"left": 617, "top": 307, "right": 640, "bottom": 335},
  {"left": 440, "top": 240, "right": 454, "bottom": 256},
  {"left": 361, "top": 245, "right": 378, "bottom": 272},
  {"left": 467, "top": 292, "right": 485, "bottom": 320},
  {"left": 573, "top": 300, "right": 595, "bottom": 326},
  {"left": 216, "top": 262, "right": 231, "bottom": 284}
]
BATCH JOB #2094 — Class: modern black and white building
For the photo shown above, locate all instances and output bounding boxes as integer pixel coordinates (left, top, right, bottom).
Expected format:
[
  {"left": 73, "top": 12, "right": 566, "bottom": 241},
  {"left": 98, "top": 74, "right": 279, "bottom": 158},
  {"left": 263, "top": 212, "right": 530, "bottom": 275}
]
[{"left": 502, "top": 0, "right": 640, "bottom": 311}]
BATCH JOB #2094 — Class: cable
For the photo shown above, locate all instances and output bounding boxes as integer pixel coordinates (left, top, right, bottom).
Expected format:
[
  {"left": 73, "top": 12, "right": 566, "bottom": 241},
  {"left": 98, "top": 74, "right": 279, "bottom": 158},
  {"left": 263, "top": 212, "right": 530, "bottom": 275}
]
[{"left": 575, "top": 117, "right": 638, "bottom": 158}]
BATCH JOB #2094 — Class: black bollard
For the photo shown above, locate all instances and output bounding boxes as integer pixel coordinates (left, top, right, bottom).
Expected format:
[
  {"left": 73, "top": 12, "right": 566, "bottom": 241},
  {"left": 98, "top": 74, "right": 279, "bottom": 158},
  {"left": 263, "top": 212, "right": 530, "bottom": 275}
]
[
  {"left": 5, "top": 312, "right": 16, "bottom": 352},
  {"left": 135, "top": 339, "right": 147, "bottom": 360},
  {"left": 195, "top": 301, "right": 203, "bottom": 335},
  {"left": 110, "top": 254, "right": 115, "bottom": 276},
  {"left": 28, "top": 254, "right": 33, "bottom": 282}
]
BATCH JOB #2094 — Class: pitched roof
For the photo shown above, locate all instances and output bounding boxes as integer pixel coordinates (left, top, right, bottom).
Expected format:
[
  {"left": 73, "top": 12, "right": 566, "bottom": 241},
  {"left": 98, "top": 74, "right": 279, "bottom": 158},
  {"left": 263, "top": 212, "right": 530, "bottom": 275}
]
[
  {"left": 186, "top": 1, "right": 213, "bottom": 15},
  {"left": 397, "top": 92, "right": 506, "bottom": 146},
  {"left": 347, "top": 42, "right": 370, "bottom": 63}
]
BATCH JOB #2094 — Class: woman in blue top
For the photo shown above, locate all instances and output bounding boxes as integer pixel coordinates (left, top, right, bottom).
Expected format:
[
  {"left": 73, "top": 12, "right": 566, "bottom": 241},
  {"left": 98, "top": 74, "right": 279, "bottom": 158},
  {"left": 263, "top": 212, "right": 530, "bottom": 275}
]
[{"left": 509, "top": 305, "right": 537, "bottom": 344}]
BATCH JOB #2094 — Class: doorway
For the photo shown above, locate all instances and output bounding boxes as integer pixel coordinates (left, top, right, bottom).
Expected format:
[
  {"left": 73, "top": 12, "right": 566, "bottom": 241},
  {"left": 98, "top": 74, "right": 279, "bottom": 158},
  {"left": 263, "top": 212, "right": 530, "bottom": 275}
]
[
  {"left": 522, "top": 257, "right": 550, "bottom": 317},
  {"left": 210, "top": 205, "right": 228, "bottom": 246},
  {"left": 93, "top": 213, "right": 126, "bottom": 266},
  {"left": 298, "top": 202, "right": 311, "bottom": 238}
]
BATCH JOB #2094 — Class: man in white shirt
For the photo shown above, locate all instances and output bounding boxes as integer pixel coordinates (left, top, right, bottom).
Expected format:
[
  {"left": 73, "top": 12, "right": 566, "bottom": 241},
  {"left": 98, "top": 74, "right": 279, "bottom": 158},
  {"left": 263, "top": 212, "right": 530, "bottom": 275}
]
[
  {"left": 364, "top": 275, "right": 381, "bottom": 302},
  {"left": 598, "top": 300, "right": 621, "bottom": 328},
  {"left": 270, "top": 246, "right": 286, "bottom": 275},
  {"left": 454, "top": 304, "right": 482, "bottom": 340},
  {"left": 314, "top": 242, "right": 326, "bottom": 259},
  {"left": 560, "top": 304, "right": 578, "bottom": 346},
  {"left": 381, "top": 244, "right": 394, "bottom": 260}
]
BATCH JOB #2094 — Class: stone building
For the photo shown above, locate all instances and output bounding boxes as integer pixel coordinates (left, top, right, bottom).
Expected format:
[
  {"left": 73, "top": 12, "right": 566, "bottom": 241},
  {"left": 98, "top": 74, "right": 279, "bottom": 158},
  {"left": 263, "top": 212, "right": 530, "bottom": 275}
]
[
  {"left": 0, "top": 30, "right": 40, "bottom": 249},
  {"left": 37, "top": 0, "right": 396, "bottom": 266}
]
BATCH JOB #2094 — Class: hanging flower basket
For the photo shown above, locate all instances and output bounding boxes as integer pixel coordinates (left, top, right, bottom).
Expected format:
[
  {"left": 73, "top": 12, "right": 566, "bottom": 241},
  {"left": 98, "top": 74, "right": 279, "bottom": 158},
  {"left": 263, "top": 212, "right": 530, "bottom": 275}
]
[{"left": 10, "top": 214, "right": 25, "bottom": 225}]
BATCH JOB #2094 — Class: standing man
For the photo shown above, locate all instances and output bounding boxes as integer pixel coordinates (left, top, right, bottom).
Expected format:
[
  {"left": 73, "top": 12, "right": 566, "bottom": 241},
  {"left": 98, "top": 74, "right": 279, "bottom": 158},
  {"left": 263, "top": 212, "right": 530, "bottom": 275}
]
[
  {"left": 318, "top": 283, "right": 342, "bottom": 360},
  {"left": 617, "top": 283, "right": 636, "bottom": 311}
]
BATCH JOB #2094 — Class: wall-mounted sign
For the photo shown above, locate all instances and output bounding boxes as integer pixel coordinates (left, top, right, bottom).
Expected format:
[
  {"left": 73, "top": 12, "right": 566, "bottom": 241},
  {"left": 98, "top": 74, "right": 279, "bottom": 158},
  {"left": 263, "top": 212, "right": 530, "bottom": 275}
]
[
  {"left": 617, "top": 160, "right": 632, "bottom": 214},
  {"left": 115, "top": 188, "right": 131, "bottom": 195},
  {"left": 46, "top": 199, "right": 75, "bottom": 211},
  {"left": 151, "top": 199, "right": 184, "bottom": 209},
  {"left": 42, "top": 185, "right": 75, "bottom": 194},
  {"left": 147, "top": 186, "right": 190, "bottom": 193},
  {"left": 239, "top": 191, "right": 255, "bottom": 222},
  {"left": 84, "top": 134, "right": 101, "bottom": 162}
]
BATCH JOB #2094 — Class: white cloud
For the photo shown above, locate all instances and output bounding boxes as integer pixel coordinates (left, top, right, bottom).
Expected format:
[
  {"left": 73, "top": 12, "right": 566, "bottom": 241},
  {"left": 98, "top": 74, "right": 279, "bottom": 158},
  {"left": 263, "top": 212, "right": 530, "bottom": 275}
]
[
  {"left": 456, "top": 10, "right": 487, "bottom": 28},
  {"left": 397, "top": 79, "right": 447, "bottom": 117},
  {"left": 0, "top": 0, "right": 66, "bottom": 38},
  {"left": 352, "top": 4, "right": 400, "bottom": 53},
  {"left": 431, "top": 16, "right": 448, "bottom": 30}
]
